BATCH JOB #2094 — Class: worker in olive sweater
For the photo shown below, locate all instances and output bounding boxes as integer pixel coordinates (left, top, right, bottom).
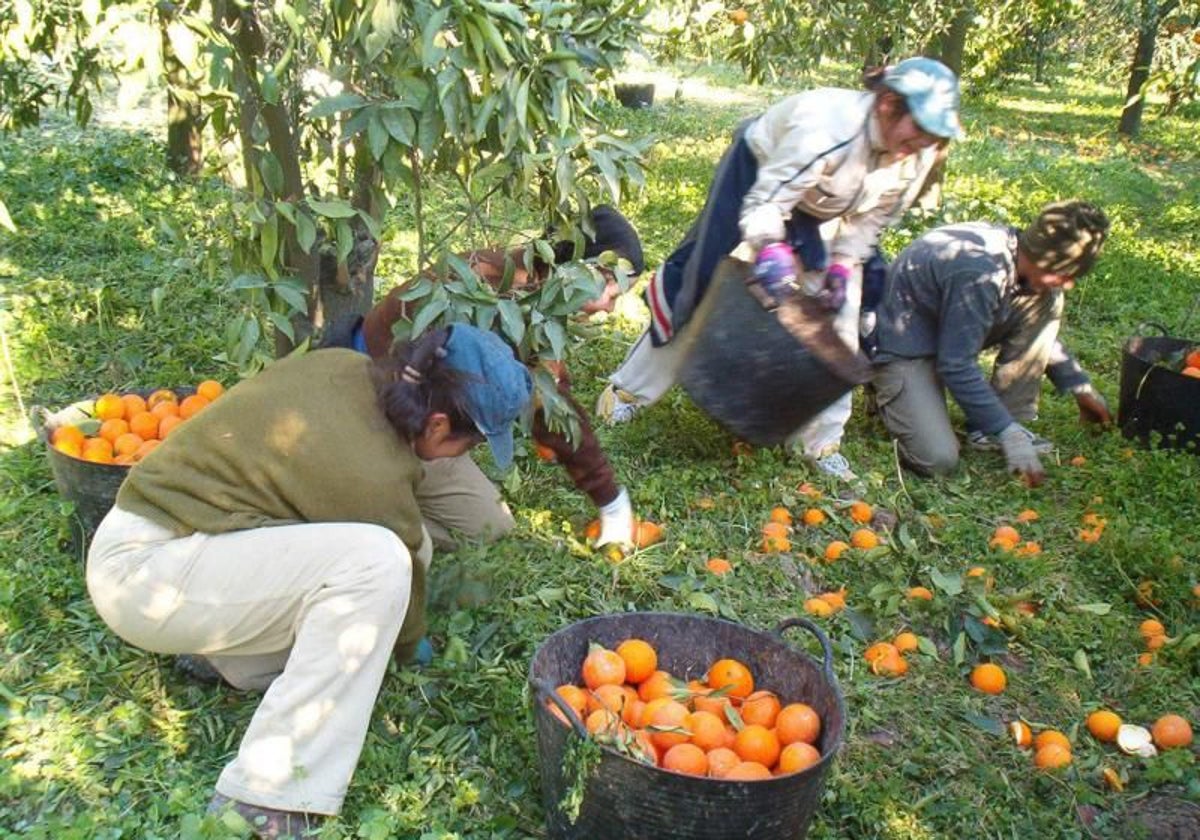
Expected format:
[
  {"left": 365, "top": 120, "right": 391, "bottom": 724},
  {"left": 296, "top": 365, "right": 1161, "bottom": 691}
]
[
  {"left": 87, "top": 326, "right": 531, "bottom": 838},
  {"left": 870, "top": 200, "right": 1111, "bottom": 485}
]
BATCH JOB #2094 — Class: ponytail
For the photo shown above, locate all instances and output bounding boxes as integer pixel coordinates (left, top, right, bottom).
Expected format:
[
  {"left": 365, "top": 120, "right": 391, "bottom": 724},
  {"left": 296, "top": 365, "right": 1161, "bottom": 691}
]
[{"left": 371, "top": 327, "right": 477, "bottom": 443}]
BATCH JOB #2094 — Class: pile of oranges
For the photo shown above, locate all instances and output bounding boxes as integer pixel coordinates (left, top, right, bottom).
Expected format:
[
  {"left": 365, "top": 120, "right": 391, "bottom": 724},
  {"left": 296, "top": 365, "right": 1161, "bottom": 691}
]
[
  {"left": 758, "top": 499, "right": 882, "bottom": 558},
  {"left": 48, "top": 380, "right": 224, "bottom": 466},
  {"left": 548, "top": 639, "right": 825, "bottom": 781}
]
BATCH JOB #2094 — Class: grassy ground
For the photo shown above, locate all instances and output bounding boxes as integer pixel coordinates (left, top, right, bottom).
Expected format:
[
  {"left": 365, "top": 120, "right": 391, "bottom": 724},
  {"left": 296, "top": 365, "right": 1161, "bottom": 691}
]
[{"left": 2, "top": 63, "right": 1198, "bottom": 839}]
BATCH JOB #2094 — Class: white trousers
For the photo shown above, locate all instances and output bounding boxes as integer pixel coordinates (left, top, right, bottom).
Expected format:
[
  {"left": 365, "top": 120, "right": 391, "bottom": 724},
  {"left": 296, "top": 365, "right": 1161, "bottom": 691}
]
[{"left": 87, "top": 506, "right": 430, "bottom": 815}]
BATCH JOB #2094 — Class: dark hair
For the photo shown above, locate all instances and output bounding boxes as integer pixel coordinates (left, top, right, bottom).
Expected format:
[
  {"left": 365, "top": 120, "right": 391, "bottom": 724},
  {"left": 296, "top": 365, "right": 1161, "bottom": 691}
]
[
  {"left": 371, "top": 327, "right": 478, "bottom": 443},
  {"left": 550, "top": 205, "right": 646, "bottom": 276},
  {"left": 863, "top": 66, "right": 913, "bottom": 119}
]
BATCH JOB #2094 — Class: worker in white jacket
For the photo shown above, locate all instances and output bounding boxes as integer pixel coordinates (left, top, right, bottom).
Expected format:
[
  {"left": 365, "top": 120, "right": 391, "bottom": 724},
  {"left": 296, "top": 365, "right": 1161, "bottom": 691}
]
[{"left": 597, "top": 57, "right": 961, "bottom": 481}]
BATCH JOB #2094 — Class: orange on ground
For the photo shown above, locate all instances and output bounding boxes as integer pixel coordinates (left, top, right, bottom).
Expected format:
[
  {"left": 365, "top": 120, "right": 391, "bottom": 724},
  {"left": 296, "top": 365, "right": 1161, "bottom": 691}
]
[
  {"left": 804, "top": 598, "right": 834, "bottom": 617},
  {"left": 864, "top": 642, "right": 898, "bottom": 664},
  {"left": 147, "top": 388, "right": 177, "bottom": 408},
  {"left": 706, "top": 747, "right": 741, "bottom": 779},
  {"left": 581, "top": 646, "right": 626, "bottom": 690},
  {"left": 1151, "top": 714, "right": 1193, "bottom": 749},
  {"left": 1015, "top": 541, "right": 1042, "bottom": 556},
  {"left": 646, "top": 699, "right": 691, "bottom": 751},
  {"left": 893, "top": 632, "right": 919, "bottom": 654},
  {"left": 94, "top": 393, "right": 125, "bottom": 421},
  {"left": 1070, "top": 455, "right": 1087, "bottom": 467},
  {"left": 1033, "top": 730, "right": 1071, "bottom": 752},
  {"left": 1137, "top": 652, "right": 1155, "bottom": 667},
  {"left": 1145, "top": 634, "right": 1166, "bottom": 651},
  {"left": 850, "top": 528, "right": 879, "bottom": 549},
  {"left": 775, "top": 703, "right": 821, "bottom": 746},
  {"left": 1034, "top": 743, "right": 1072, "bottom": 770},
  {"left": 1086, "top": 710, "right": 1122, "bottom": 742},
  {"left": 113, "top": 432, "right": 144, "bottom": 457},
  {"left": 128, "top": 411, "right": 159, "bottom": 440},
  {"left": 1139, "top": 618, "right": 1165, "bottom": 639},
  {"left": 970, "top": 663, "right": 1007, "bottom": 694},
  {"left": 824, "top": 540, "right": 850, "bottom": 562},
  {"left": 871, "top": 649, "right": 908, "bottom": 676},
  {"left": 120, "top": 393, "right": 148, "bottom": 417},
  {"left": 196, "top": 379, "right": 225, "bottom": 401},
  {"left": 615, "top": 639, "right": 657, "bottom": 685},
  {"left": 725, "top": 761, "right": 772, "bottom": 781},
  {"left": 662, "top": 743, "right": 708, "bottom": 776},
  {"left": 992, "top": 525, "right": 1020, "bottom": 544},
  {"left": 801, "top": 508, "right": 826, "bottom": 526},
  {"left": 179, "top": 394, "right": 211, "bottom": 420},
  {"left": 797, "top": 482, "right": 821, "bottom": 498},
  {"left": 733, "top": 724, "right": 780, "bottom": 768},
  {"left": 706, "top": 557, "right": 733, "bottom": 575},
  {"left": 848, "top": 500, "right": 872, "bottom": 523},
  {"left": 98, "top": 418, "right": 130, "bottom": 444},
  {"left": 768, "top": 506, "right": 792, "bottom": 526},
  {"left": 1009, "top": 720, "right": 1033, "bottom": 748},
  {"left": 1186, "top": 349, "right": 1200, "bottom": 369},
  {"left": 907, "top": 586, "right": 934, "bottom": 601},
  {"left": 762, "top": 533, "right": 791, "bottom": 552},
  {"left": 583, "top": 519, "right": 601, "bottom": 541},
  {"left": 740, "top": 690, "right": 781, "bottom": 728},
  {"left": 817, "top": 589, "right": 847, "bottom": 610},
  {"left": 777, "top": 741, "right": 821, "bottom": 775},
  {"left": 634, "top": 519, "right": 664, "bottom": 548},
  {"left": 686, "top": 710, "right": 729, "bottom": 752},
  {"left": 707, "top": 658, "right": 754, "bottom": 699},
  {"left": 1016, "top": 509, "right": 1040, "bottom": 522}
]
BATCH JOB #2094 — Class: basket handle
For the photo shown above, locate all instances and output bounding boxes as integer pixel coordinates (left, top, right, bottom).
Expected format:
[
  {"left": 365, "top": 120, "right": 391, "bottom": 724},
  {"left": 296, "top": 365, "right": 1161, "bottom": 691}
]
[
  {"left": 773, "top": 617, "right": 836, "bottom": 681},
  {"left": 531, "top": 676, "right": 589, "bottom": 738},
  {"left": 1135, "top": 321, "right": 1171, "bottom": 337}
]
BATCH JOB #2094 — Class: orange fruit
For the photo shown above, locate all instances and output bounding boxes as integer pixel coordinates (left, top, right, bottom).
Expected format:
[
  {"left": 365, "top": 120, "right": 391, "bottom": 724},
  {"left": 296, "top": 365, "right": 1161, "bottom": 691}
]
[
  {"left": 797, "top": 482, "right": 821, "bottom": 498},
  {"left": 98, "top": 418, "right": 129, "bottom": 444},
  {"left": 147, "top": 388, "right": 177, "bottom": 408},
  {"left": 725, "top": 760, "right": 772, "bottom": 780},
  {"left": 864, "top": 642, "right": 898, "bottom": 664},
  {"left": 706, "top": 557, "right": 733, "bottom": 575},
  {"left": 801, "top": 508, "right": 826, "bottom": 526},
  {"left": 1139, "top": 618, "right": 1165, "bottom": 639},
  {"left": 1015, "top": 541, "right": 1042, "bottom": 556},
  {"left": 179, "top": 394, "right": 211, "bottom": 420},
  {"left": 1180, "top": 366, "right": 1200, "bottom": 378},
  {"left": 1137, "top": 652, "right": 1155, "bottom": 667},
  {"left": 707, "top": 658, "right": 754, "bottom": 699},
  {"left": 1015, "top": 509, "right": 1039, "bottom": 523},
  {"left": 50, "top": 424, "right": 86, "bottom": 447},
  {"left": 587, "top": 683, "right": 634, "bottom": 715},
  {"left": 1151, "top": 714, "right": 1193, "bottom": 749},
  {"left": 907, "top": 586, "right": 934, "bottom": 601},
  {"left": 1086, "top": 710, "right": 1122, "bottom": 742},
  {"left": 824, "top": 540, "right": 850, "bottom": 562},
  {"left": 871, "top": 649, "right": 908, "bottom": 676},
  {"left": 706, "top": 746, "right": 741, "bottom": 779},
  {"left": 120, "top": 393, "right": 148, "bottom": 417},
  {"left": 850, "top": 528, "right": 879, "bottom": 549},
  {"left": 740, "top": 690, "right": 781, "bottom": 728},
  {"left": 54, "top": 437, "right": 84, "bottom": 459},
  {"left": 970, "top": 663, "right": 1007, "bottom": 694},
  {"left": 581, "top": 646, "right": 626, "bottom": 690},
  {"left": 615, "top": 639, "right": 657, "bottom": 685},
  {"left": 848, "top": 500, "right": 873, "bottom": 524},
  {"left": 1186, "top": 349, "right": 1200, "bottom": 369},
  {"left": 776, "top": 703, "right": 821, "bottom": 746},
  {"left": 804, "top": 597, "right": 834, "bottom": 617},
  {"left": 761, "top": 532, "right": 791, "bottom": 552},
  {"left": 817, "top": 589, "right": 847, "bottom": 610},
  {"left": 112, "top": 432, "right": 144, "bottom": 457},
  {"left": 127, "top": 411, "right": 159, "bottom": 441},
  {"left": 1033, "top": 730, "right": 1071, "bottom": 752},
  {"left": 1145, "top": 634, "right": 1166, "bottom": 651},
  {"left": 893, "top": 632, "right": 919, "bottom": 654},
  {"left": 158, "top": 414, "right": 184, "bottom": 438},
  {"left": 150, "top": 400, "right": 180, "bottom": 420},
  {"left": 549, "top": 684, "right": 587, "bottom": 724},
  {"left": 534, "top": 442, "right": 557, "bottom": 462},
  {"left": 585, "top": 708, "right": 622, "bottom": 736},
  {"left": 992, "top": 525, "right": 1020, "bottom": 544},
  {"left": 776, "top": 741, "right": 821, "bottom": 775},
  {"left": 691, "top": 688, "right": 734, "bottom": 719},
  {"left": 81, "top": 437, "right": 115, "bottom": 463},
  {"left": 687, "top": 710, "right": 730, "bottom": 752},
  {"left": 1009, "top": 720, "right": 1033, "bottom": 748},
  {"left": 132, "top": 439, "right": 160, "bottom": 460},
  {"left": 1034, "top": 743, "right": 1072, "bottom": 770},
  {"left": 196, "top": 379, "right": 225, "bottom": 401},
  {"left": 637, "top": 670, "right": 677, "bottom": 703},
  {"left": 662, "top": 742, "right": 708, "bottom": 776},
  {"left": 646, "top": 699, "right": 691, "bottom": 751},
  {"left": 768, "top": 506, "right": 792, "bottom": 526},
  {"left": 634, "top": 519, "right": 665, "bottom": 548},
  {"left": 94, "top": 393, "right": 126, "bottom": 421},
  {"left": 733, "top": 724, "right": 780, "bottom": 768}
]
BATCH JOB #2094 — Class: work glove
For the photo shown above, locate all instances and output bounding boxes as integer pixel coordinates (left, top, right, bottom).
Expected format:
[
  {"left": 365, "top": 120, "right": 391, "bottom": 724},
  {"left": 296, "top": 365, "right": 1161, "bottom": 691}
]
[
  {"left": 998, "top": 423, "right": 1045, "bottom": 487},
  {"left": 816, "top": 263, "right": 851, "bottom": 312},
  {"left": 1072, "top": 383, "right": 1111, "bottom": 426},
  {"left": 595, "top": 487, "right": 635, "bottom": 548},
  {"left": 753, "top": 242, "right": 799, "bottom": 296}
]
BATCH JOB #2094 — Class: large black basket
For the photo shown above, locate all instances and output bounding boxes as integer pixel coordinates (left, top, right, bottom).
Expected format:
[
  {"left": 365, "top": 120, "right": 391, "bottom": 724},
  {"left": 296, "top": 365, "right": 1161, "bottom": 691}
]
[
  {"left": 529, "top": 612, "right": 845, "bottom": 840},
  {"left": 1117, "top": 332, "right": 1200, "bottom": 453},
  {"left": 678, "top": 258, "right": 872, "bottom": 447}
]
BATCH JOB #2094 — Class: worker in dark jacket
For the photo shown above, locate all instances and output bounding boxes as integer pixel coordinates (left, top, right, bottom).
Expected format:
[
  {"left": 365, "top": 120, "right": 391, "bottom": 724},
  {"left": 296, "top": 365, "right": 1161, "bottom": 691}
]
[
  {"left": 330, "top": 206, "right": 646, "bottom": 548},
  {"left": 871, "top": 199, "right": 1111, "bottom": 484}
]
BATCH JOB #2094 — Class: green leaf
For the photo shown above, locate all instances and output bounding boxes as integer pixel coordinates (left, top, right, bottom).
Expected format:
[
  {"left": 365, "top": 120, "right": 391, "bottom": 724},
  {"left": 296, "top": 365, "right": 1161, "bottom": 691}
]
[
  {"left": 295, "top": 211, "right": 317, "bottom": 253},
  {"left": 260, "top": 214, "right": 279, "bottom": 271},
  {"left": 496, "top": 299, "right": 525, "bottom": 347},
  {"left": 380, "top": 106, "right": 415, "bottom": 145},
  {"left": 952, "top": 631, "right": 966, "bottom": 666},
  {"left": 335, "top": 220, "right": 353, "bottom": 264},
  {"left": 272, "top": 279, "right": 309, "bottom": 314},
  {"left": 410, "top": 294, "right": 449, "bottom": 339},
  {"left": 151, "top": 286, "right": 165, "bottom": 316},
  {"left": 308, "top": 198, "right": 358, "bottom": 219},
  {"left": 1073, "top": 649, "right": 1093, "bottom": 680},
  {"left": 307, "top": 93, "right": 366, "bottom": 120},
  {"left": 0, "top": 197, "right": 15, "bottom": 232},
  {"left": 258, "top": 151, "right": 284, "bottom": 196},
  {"left": 266, "top": 311, "right": 295, "bottom": 342},
  {"left": 1070, "top": 603, "right": 1112, "bottom": 615},
  {"left": 930, "top": 567, "right": 963, "bottom": 597},
  {"left": 368, "top": 114, "right": 389, "bottom": 161},
  {"left": 962, "top": 713, "right": 1006, "bottom": 737},
  {"left": 688, "top": 591, "right": 719, "bottom": 614},
  {"left": 543, "top": 318, "right": 566, "bottom": 361}
]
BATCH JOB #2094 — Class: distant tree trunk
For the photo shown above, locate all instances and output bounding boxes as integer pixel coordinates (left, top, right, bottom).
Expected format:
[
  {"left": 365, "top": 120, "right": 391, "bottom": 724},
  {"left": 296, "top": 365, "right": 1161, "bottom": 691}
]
[
  {"left": 1033, "top": 31, "right": 1047, "bottom": 83},
  {"left": 1119, "top": 0, "right": 1179, "bottom": 137},
  {"left": 932, "top": 6, "right": 972, "bottom": 76},
  {"left": 160, "top": 0, "right": 202, "bottom": 176}
]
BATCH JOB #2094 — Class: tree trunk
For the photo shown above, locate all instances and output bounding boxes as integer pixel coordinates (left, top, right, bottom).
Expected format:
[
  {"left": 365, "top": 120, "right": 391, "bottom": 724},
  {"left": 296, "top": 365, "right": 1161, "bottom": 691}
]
[
  {"left": 1119, "top": 0, "right": 1179, "bottom": 137},
  {"left": 160, "top": 0, "right": 202, "bottom": 176},
  {"left": 1033, "top": 31, "right": 1046, "bottom": 83},
  {"left": 934, "top": 6, "right": 972, "bottom": 77}
]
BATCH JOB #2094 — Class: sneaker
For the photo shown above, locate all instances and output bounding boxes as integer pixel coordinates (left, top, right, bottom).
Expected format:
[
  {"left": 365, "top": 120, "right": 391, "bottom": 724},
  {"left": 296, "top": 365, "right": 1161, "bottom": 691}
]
[
  {"left": 811, "top": 452, "right": 858, "bottom": 482},
  {"left": 207, "top": 793, "right": 323, "bottom": 839},
  {"left": 595, "top": 383, "right": 642, "bottom": 424},
  {"left": 967, "top": 428, "right": 1054, "bottom": 454}
]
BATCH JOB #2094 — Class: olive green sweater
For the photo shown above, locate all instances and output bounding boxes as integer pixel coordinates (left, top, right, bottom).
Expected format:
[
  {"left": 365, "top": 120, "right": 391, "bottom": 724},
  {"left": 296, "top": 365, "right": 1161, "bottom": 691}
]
[{"left": 118, "top": 349, "right": 428, "bottom": 648}]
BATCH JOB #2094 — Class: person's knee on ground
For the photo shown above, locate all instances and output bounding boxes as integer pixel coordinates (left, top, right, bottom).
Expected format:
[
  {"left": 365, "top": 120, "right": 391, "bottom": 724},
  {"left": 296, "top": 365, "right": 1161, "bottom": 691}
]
[{"left": 899, "top": 434, "right": 960, "bottom": 476}]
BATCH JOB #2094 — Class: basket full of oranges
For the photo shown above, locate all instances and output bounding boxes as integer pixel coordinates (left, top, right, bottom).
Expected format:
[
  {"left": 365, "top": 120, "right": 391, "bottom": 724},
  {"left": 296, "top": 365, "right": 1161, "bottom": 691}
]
[
  {"left": 529, "top": 612, "right": 845, "bottom": 840},
  {"left": 37, "top": 380, "right": 225, "bottom": 534}
]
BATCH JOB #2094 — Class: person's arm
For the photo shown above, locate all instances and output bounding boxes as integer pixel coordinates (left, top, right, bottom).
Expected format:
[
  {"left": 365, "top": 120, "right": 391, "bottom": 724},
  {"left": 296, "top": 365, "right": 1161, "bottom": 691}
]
[{"left": 1046, "top": 338, "right": 1111, "bottom": 425}]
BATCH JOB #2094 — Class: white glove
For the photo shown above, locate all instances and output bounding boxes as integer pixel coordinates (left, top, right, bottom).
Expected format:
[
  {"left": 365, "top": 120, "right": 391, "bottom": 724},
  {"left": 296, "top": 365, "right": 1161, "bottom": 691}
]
[
  {"left": 998, "top": 423, "right": 1045, "bottom": 486},
  {"left": 596, "top": 487, "right": 635, "bottom": 548},
  {"left": 740, "top": 205, "right": 786, "bottom": 251}
]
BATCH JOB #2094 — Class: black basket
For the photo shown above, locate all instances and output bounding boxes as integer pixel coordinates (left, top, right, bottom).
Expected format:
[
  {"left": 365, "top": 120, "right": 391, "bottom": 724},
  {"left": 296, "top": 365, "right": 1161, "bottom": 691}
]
[
  {"left": 1117, "top": 333, "right": 1200, "bottom": 453},
  {"left": 678, "top": 258, "right": 872, "bottom": 447},
  {"left": 614, "top": 83, "right": 655, "bottom": 109},
  {"left": 529, "top": 612, "right": 845, "bottom": 840}
]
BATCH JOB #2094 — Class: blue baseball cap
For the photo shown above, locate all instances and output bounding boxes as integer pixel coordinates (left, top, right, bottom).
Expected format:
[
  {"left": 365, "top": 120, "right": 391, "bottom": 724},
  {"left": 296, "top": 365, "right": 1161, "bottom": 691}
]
[
  {"left": 442, "top": 325, "right": 532, "bottom": 469},
  {"left": 882, "top": 57, "right": 962, "bottom": 140}
]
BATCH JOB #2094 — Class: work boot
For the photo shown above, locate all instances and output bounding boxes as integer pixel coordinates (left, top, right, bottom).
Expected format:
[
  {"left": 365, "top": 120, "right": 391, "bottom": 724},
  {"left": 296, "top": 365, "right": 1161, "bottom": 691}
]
[
  {"left": 595, "top": 383, "right": 642, "bottom": 424},
  {"left": 207, "top": 793, "right": 323, "bottom": 839}
]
